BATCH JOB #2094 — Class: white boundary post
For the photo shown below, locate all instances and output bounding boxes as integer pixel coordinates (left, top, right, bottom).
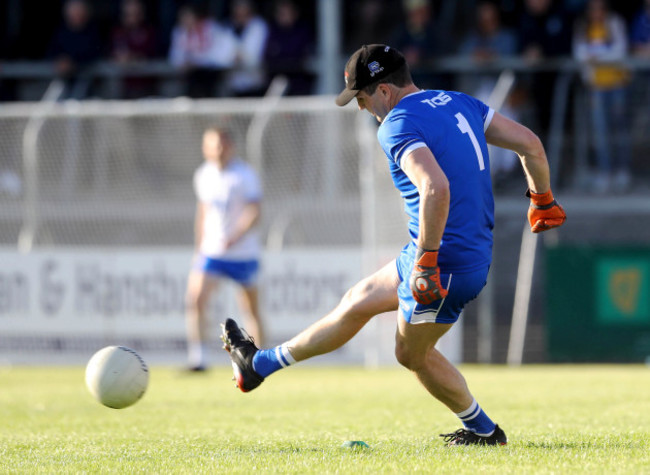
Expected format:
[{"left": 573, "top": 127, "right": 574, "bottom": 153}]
[
  {"left": 506, "top": 71, "right": 571, "bottom": 366},
  {"left": 18, "top": 79, "right": 64, "bottom": 252},
  {"left": 477, "top": 69, "right": 516, "bottom": 363},
  {"left": 358, "top": 113, "right": 381, "bottom": 368},
  {"left": 246, "top": 76, "right": 289, "bottom": 251},
  {"left": 316, "top": 0, "right": 341, "bottom": 95},
  {"left": 246, "top": 75, "right": 289, "bottom": 177},
  {"left": 506, "top": 229, "right": 539, "bottom": 365}
]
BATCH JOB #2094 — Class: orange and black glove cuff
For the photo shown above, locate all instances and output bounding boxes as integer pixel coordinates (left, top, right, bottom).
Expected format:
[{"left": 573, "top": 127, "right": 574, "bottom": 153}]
[{"left": 526, "top": 188, "right": 556, "bottom": 209}]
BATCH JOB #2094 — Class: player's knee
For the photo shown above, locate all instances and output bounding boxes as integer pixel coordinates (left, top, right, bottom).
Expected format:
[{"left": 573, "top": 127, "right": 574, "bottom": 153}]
[
  {"left": 394, "top": 338, "right": 428, "bottom": 370},
  {"left": 395, "top": 339, "right": 418, "bottom": 369},
  {"left": 394, "top": 339, "right": 410, "bottom": 368},
  {"left": 339, "top": 285, "right": 374, "bottom": 322},
  {"left": 340, "top": 286, "right": 357, "bottom": 305},
  {"left": 185, "top": 289, "right": 208, "bottom": 311}
]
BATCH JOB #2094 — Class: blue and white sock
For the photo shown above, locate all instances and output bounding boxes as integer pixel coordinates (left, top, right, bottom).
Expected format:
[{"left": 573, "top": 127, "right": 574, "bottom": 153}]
[
  {"left": 188, "top": 342, "right": 206, "bottom": 368},
  {"left": 252, "top": 343, "right": 296, "bottom": 378},
  {"left": 456, "top": 399, "right": 496, "bottom": 436}
]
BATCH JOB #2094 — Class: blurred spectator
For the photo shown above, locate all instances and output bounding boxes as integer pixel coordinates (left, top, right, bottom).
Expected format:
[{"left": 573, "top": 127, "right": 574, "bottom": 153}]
[
  {"left": 168, "top": 3, "right": 236, "bottom": 98},
  {"left": 630, "top": 0, "right": 650, "bottom": 166},
  {"left": 518, "top": 0, "right": 574, "bottom": 135},
  {"left": 227, "top": 0, "right": 269, "bottom": 97},
  {"left": 47, "top": 0, "right": 104, "bottom": 99},
  {"left": 565, "top": 0, "right": 590, "bottom": 16},
  {"left": 389, "top": 0, "right": 446, "bottom": 90},
  {"left": 458, "top": 1, "right": 518, "bottom": 63},
  {"left": 573, "top": 0, "right": 631, "bottom": 193},
  {"left": 110, "top": 0, "right": 158, "bottom": 98},
  {"left": 263, "top": 0, "right": 315, "bottom": 96},
  {"left": 630, "top": 0, "right": 650, "bottom": 57},
  {"left": 458, "top": 0, "right": 520, "bottom": 188},
  {"left": 344, "top": 0, "right": 401, "bottom": 53},
  {"left": 519, "top": 0, "right": 573, "bottom": 60},
  {"left": 0, "top": 41, "right": 16, "bottom": 101}
]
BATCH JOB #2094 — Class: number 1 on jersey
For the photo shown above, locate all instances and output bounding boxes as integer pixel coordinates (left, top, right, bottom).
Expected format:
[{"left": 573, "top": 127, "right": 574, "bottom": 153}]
[{"left": 455, "top": 112, "right": 485, "bottom": 171}]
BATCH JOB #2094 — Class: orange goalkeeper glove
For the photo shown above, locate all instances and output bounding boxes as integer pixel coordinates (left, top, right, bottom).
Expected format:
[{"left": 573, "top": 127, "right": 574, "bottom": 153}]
[
  {"left": 409, "top": 248, "right": 448, "bottom": 305},
  {"left": 526, "top": 188, "right": 566, "bottom": 233}
]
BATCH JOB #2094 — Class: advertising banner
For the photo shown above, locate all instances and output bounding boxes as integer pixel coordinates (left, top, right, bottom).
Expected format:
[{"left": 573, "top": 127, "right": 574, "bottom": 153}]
[
  {"left": 0, "top": 248, "right": 462, "bottom": 365},
  {"left": 0, "top": 248, "right": 363, "bottom": 364},
  {"left": 546, "top": 246, "right": 650, "bottom": 362}
]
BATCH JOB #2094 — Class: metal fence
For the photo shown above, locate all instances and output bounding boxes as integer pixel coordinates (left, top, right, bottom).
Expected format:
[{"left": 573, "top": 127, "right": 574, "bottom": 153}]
[{"left": 1, "top": 59, "right": 649, "bottom": 363}]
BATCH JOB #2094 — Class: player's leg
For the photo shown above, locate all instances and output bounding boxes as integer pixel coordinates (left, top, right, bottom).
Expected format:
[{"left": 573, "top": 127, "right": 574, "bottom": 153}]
[
  {"left": 609, "top": 87, "right": 631, "bottom": 191},
  {"left": 185, "top": 269, "right": 219, "bottom": 370},
  {"left": 395, "top": 320, "right": 472, "bottom": 412},
  {"left": 394, "top": 242, "right": 505, "bottom": 445},
  {"left": 590, "top": 89, "right": 612, "bottom": 192},
  {"left": 284, "top": 259, "right": 400, "bottom": 361},
  {"left": 395, "top": 313, "right": 505, "bottom": 445},
  {"left": 222, "top": 259, "right": 400, "bottom": 391},
  {"left": 237, "top": 284, "right": 265, "bottom": 347},
  {"left": 224, "top": 257, "right": 265, "bottom": 346}
]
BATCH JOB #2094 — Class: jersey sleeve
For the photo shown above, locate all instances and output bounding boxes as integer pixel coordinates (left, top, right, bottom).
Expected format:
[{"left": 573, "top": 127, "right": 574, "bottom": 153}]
[
  {"left": 243, "top": 166, "right": 262, "bottom": 202},
  {"left": 193, "top": 165, "right": 206, "bottom": 202},
  {"left": 377, "top": 116, "right": 428, "bottom": 169},
  {"left": 481, "top": 104, "right": 495, "bottom": 132},
  {"left": 453, "top": 91, "right": 495, "bottom": 132}
]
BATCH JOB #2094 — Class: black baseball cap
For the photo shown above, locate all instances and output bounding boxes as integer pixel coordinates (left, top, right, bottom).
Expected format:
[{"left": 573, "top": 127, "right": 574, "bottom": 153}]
[{"left": 335, "top": 44, "right": 407, "bottom": 107}]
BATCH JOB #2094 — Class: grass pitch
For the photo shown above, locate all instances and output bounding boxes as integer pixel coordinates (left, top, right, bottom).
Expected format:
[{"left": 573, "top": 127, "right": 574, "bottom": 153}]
[{"left": 1, "top": 364, "right": 649, "bottom": 474}]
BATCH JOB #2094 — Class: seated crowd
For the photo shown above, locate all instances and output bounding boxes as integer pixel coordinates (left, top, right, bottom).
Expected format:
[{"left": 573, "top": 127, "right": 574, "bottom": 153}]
[
  {"left": 0, "top": 0, "right": 649, "bottom": 194},
  {"left": 1, "top": 0, "right": 317, "bottom": 100},
  {"left": 1, "top": 0, "right": 649, "bottom": 101}
]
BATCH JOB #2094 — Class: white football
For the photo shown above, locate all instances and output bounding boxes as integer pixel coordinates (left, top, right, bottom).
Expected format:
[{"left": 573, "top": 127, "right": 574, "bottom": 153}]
[{"left": 85, "top": 346, "right": 149, "bottom": 409}]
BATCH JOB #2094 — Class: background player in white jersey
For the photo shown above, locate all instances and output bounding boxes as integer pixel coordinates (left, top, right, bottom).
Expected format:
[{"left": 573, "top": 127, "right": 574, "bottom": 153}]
[
  {"left": 185, "top": 126, "right": 264, "bottom": 371},
  {"left": 222, "top": 45, "right": 566, "bottom": 445}
]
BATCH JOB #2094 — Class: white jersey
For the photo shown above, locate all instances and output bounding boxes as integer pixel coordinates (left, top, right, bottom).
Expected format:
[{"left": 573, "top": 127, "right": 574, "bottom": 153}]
[
  {"left": 168, "top": 19, "right": 236, "bottom": 69},
  {"left": 193, "top": 157, "right": 262, "bottom": 260},
  {"left": 227, "top": 16, "right": 269, "bottom": 93}
]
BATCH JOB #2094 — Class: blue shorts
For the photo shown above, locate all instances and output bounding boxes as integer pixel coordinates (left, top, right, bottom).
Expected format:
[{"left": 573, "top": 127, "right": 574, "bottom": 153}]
[
  {"left": 194, "top": 255, "right": 260, "bottom": 287},
  {"left": 396, "top": 242, "right": 489, "bottom": 324}
]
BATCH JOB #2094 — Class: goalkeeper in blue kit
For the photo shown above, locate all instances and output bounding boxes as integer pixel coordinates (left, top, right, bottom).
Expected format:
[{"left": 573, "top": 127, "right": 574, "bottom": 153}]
[{"left": 222, "top": 45, "right": 566, "bottom": 446}]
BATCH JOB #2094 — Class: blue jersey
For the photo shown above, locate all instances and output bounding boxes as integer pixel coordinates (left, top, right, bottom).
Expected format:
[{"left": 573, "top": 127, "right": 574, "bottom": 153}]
[{"left": 377, "top": 89, "right": 495, "bottom": 272}]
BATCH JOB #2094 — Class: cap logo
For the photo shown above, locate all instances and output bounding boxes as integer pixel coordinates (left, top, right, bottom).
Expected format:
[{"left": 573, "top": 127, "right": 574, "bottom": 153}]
[
  {"left": 344, "top": 70, "right": 349, "bottom": 85},
  {"left": 368, "top": 61, "right": 384, "bottom": 77}
]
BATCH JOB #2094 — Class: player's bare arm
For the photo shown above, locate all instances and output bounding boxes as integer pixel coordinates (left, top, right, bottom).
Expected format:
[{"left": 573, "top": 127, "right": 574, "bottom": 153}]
[
  {"left": 226, "top": 201, "right": 261, "bottom": 248},
  {"left": 401, "top": 146, "right": 449, "bottom": 250},
  {"left": 485, "top": 112, "right": 566, "bottom": 233},
  {"left": 401, "top": 146, "right": 450, "bottom": 304},
  {"left": 485, "top": 112, "right": 550, "bottom": 193}
]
